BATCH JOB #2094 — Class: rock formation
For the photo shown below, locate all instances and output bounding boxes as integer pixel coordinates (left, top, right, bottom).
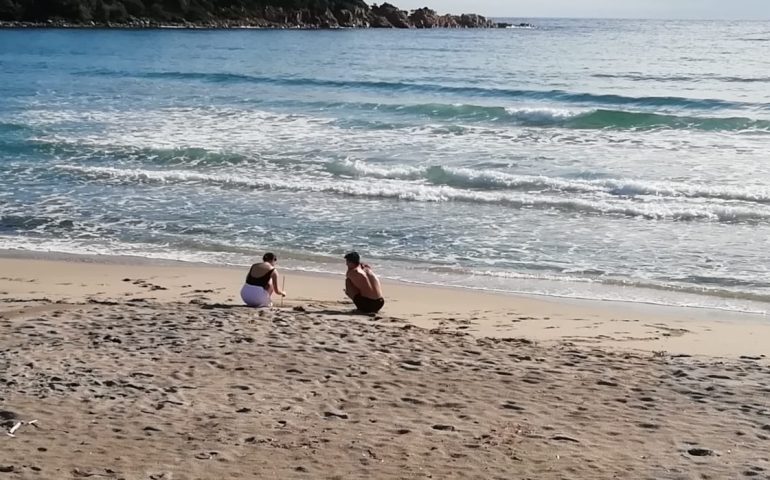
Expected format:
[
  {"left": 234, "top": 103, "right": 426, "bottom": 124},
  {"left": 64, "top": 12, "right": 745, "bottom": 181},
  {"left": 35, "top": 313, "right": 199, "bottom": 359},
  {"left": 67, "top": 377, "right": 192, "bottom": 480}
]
[{"left": 0, "top": 0, "right": 500, "bottom": 28}]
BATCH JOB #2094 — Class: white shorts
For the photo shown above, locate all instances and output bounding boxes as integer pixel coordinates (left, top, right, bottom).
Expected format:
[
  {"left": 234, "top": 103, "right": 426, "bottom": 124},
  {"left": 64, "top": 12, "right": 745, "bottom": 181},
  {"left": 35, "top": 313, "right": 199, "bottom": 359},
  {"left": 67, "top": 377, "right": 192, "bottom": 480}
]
[{"left": 240, "top": 284, "right": 271, "bottom": 308}]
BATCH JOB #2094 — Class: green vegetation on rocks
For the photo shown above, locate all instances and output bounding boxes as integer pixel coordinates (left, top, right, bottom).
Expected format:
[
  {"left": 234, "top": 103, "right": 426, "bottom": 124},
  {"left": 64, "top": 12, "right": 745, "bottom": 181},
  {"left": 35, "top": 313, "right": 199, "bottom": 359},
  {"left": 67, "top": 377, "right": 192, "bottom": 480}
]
[{"left": 0, "top": 0, "right": 496, "bottom": 28}]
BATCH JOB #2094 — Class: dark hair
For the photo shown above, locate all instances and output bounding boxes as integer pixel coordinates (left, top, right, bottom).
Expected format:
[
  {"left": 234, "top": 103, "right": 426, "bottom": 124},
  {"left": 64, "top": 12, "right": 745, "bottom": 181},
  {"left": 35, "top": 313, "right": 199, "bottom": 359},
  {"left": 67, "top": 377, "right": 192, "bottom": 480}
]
[
  {"left": 263, "top": 252, "right": 277, "bottom": 262},
  {"left": 344, "top": 251, "right": 360, "bottom": 265}
]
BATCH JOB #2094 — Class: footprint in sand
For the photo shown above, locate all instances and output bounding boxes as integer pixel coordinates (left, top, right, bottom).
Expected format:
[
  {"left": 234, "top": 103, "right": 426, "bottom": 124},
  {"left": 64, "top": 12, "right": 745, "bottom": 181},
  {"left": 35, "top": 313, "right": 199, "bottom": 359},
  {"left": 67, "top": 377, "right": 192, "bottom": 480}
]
[
  {"left": 323, "top": 410, "right": 349, "bottom": 420},
  {"left": 687, "top": 447, "right": 714, "bottom": 456},
  {"left": 501, "top": 401, "right": 525, "bottom": 411},
  {"left": 432, "top": 424, "right": 456, "bottom": 431}
]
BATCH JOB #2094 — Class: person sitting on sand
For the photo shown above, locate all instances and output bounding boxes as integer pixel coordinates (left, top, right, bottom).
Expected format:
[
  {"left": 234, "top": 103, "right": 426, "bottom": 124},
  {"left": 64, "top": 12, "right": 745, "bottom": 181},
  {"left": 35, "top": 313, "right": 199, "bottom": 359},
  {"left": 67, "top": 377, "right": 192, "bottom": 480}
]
[
  {"left": 344, "top": 251, "right": 384, "bottom": 314},
  {"left": 241, "top": 252, "right": 286, "bottom": 308}
]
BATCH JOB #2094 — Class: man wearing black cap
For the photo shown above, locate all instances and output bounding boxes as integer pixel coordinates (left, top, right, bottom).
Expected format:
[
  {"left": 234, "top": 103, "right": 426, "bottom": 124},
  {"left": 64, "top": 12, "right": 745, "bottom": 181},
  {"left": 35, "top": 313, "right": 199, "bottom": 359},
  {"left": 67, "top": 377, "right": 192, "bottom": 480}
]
[{"left": 344, "top": 251, "right": 385, "bottom": 314}]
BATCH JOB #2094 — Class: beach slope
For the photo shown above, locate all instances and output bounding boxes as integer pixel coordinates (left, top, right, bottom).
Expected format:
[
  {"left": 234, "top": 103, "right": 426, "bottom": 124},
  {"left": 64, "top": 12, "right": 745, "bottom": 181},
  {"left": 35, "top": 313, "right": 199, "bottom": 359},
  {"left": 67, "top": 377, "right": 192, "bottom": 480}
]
[{"left": 1, "top": 254, "right": 769, "bottom": 479}]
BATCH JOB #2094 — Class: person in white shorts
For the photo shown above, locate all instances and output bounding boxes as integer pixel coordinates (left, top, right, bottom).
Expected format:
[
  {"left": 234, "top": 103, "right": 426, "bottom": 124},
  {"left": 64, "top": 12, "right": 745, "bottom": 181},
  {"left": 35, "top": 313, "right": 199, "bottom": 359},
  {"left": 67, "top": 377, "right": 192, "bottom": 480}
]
[{"left": 240, "top": 252, "right": 286, "bottom": 307}]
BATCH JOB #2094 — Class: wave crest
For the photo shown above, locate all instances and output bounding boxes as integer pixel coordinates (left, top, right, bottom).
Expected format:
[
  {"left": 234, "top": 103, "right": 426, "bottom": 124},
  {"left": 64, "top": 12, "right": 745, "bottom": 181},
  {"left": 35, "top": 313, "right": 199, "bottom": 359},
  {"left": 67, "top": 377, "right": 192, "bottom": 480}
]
[
  {"left": 349, "top": 104, "right": 770, "bottom": 132},
  {"left": 77, "top": 69, "right": 769, "bottom": 110},
  {"left": 56, "top": 164, "right": 770, "bottom": 224},
  {"left": 326, "top": 159, "right": 770, "bottom": 204}
]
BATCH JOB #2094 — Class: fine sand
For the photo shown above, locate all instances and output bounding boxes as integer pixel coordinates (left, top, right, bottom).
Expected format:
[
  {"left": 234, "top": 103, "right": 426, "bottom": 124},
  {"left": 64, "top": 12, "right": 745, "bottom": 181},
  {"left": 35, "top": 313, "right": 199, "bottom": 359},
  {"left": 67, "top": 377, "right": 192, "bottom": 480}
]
[{"left": 1, "top": 252, "right": 769, "bottom": 479}]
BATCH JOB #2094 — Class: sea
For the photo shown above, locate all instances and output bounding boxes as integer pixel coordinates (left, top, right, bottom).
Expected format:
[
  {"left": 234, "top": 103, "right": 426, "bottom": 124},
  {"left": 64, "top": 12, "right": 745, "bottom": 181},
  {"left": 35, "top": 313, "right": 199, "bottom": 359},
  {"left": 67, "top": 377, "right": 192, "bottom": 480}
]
[{"left": 1, "top": 19, "right": 769, "bottom": 314}]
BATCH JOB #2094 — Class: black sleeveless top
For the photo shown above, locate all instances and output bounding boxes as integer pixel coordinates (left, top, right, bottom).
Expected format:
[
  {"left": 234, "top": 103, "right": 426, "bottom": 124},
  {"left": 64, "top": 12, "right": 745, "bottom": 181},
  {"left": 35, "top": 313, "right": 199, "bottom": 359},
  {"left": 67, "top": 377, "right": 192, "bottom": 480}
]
[{"left": 245, "top": 266, "right": 273, "bottom": 289}]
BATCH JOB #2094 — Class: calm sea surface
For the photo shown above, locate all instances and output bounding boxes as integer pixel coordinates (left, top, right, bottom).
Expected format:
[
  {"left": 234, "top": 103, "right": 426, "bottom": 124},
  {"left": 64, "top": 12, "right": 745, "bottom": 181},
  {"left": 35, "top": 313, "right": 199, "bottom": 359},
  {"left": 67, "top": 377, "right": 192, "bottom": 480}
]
[{"left": 1, "top": 19, "right": 769, "bottom": 313}]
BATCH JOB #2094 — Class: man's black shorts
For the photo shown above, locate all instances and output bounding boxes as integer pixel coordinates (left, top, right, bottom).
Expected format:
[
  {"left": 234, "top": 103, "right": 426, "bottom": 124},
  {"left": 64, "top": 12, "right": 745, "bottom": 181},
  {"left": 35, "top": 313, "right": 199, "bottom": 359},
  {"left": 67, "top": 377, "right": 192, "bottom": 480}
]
[{"left": 353, "top": 295, "right": 385, "bottom": 314}]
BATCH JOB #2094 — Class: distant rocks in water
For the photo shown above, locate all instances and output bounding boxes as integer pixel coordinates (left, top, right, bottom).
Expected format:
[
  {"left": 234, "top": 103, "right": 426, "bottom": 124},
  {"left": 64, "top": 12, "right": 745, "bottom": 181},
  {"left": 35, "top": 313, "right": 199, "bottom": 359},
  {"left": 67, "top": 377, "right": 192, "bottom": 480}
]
[
  {"left": 402, "top": 6, "right": 494, "bottom": 29},
  {"left": 370, "top": 3, "right": 411, "bottom": 28},
  {"left": 0, "top": 0, "right": 498, "bottom": 29},
  {"left": 495, "top": 21, "right": 535, "bottom": 29}
]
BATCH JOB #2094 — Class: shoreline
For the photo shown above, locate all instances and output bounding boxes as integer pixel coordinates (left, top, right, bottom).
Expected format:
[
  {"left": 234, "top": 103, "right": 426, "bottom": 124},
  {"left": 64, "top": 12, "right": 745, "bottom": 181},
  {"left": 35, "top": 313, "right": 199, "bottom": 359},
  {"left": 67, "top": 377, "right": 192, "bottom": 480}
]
[
  {"left": 3, "top": 247, "right": 768, "bottom": 318},
  {"left": 1, "top": 249, "right": 769, "bottom": 359},
  {"left": 2, "top": 246, "right": 767, "bottom": 318},
  {"left": 2, "top": 251, "right": 769, "bottom": 479}
]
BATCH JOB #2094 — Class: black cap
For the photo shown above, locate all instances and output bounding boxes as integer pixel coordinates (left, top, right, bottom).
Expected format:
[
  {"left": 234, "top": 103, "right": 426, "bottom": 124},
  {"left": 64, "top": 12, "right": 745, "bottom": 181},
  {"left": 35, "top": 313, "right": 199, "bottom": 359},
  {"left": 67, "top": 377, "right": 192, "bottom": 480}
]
[{"left": 344, "top": 251, "right": 360, "bottom": 264}]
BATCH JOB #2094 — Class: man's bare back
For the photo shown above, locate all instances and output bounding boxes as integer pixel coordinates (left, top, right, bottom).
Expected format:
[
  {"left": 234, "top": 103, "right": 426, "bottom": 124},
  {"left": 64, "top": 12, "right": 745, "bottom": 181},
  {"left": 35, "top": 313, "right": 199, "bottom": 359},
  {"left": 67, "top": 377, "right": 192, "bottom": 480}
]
[
  {"left": 346, "top": 265, "right": 382, "bottom": 298},
  {"left": 344, "top": 252, "right": 384, "bottom": 314}
]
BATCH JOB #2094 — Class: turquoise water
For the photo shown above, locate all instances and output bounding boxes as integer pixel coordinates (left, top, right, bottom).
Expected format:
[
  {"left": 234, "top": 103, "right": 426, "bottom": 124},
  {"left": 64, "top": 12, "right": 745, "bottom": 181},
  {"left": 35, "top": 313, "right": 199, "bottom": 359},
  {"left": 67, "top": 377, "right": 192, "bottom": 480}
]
[{"left": 1, "top": 20, "right": 769, "bottom": 313}]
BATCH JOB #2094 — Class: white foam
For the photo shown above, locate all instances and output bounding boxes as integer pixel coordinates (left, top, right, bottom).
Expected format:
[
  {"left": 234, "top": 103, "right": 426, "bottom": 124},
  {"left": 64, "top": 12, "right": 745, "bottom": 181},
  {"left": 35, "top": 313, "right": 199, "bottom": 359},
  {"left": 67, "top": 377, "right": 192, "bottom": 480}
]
[
  {"left": 56, "top": 164, "right": 770, "bottom": 223},
  {"left": 325, "top": 158, "right": 426, "bottom": 179},
  {"left": 326, "top": 159, "right": 770, "bottom": 204},
  {"left": 503, "top": 106, "right": 584, "bottom": 122},
  {"left": 21, "top": 104, "right": 770, "bottom": 195}
]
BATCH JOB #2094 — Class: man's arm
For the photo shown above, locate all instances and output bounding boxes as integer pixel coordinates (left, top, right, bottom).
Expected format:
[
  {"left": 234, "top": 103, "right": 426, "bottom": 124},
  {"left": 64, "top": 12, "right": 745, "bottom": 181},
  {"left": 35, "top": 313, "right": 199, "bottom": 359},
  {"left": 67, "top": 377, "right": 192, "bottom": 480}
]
[
  {"left": 345, "top": 270, "right": 363, "bottom": 299},
  {"left": 345, "top": 277, "right": 358, "bottom": 299}
]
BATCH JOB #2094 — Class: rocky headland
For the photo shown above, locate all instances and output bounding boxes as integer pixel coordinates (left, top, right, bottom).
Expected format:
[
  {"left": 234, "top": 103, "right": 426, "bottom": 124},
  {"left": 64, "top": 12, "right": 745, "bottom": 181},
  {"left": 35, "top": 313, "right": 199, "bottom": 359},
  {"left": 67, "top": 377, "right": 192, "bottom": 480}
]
[{"left": 0, "top": 0, "right": 504, "bottom": 28}]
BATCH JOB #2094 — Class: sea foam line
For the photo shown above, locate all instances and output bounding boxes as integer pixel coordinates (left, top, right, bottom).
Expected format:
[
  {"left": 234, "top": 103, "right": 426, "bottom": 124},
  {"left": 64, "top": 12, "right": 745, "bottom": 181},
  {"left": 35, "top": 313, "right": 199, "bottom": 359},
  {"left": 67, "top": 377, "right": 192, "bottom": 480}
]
[
  {"left": 56, "top": 164, "right": 770, "bottom": 223},
  {"left": 327, "top": 159, "right": 770, "bottom": 204}
]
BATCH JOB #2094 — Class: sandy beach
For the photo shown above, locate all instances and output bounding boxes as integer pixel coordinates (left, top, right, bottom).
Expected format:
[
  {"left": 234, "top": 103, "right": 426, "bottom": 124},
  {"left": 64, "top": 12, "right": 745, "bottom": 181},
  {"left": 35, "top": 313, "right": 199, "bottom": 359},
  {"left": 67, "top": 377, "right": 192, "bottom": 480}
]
[{"left": 1, "top": 252, "right": 769, "bottom": 479}]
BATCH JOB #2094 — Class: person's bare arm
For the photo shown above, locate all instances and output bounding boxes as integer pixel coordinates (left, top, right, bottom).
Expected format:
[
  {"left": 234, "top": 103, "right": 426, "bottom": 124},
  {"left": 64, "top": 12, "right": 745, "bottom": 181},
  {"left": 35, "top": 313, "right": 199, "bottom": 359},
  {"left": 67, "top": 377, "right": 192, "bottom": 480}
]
[
  {"left": 345, "top": 277, "right": 358, "bottom": 299},
  {"left": 272, "top": 271, "right": 286, "bottom": 296}
]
